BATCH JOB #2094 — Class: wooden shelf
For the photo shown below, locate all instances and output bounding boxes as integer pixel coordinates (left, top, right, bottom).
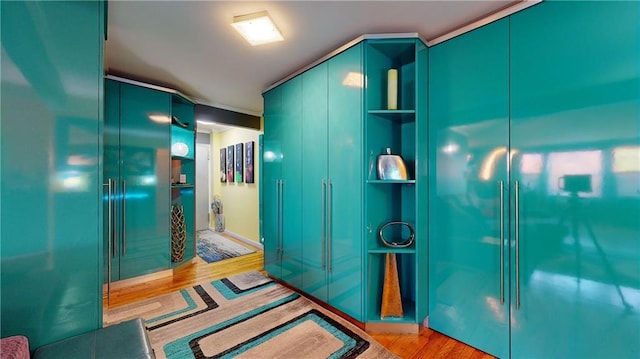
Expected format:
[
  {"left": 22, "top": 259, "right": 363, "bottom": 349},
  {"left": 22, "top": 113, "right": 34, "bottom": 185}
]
[
  {"left": 368, "top": 110, "right": 415, "bottom": 114},
  {"left": 367, "top": 300, "right": 416, "bottom": 324},
  {"left": 368, "top": 246, "right": 416, "bottom": 254},
  {"left": 367, "top": 110, "right": 415, "bottom": 124},
  {"left": 367, "top": 179, "right": 415, "bottom": 184},
  {"left": 171, "top": 184, "right": 194, "bottom": 188},
  {"left": 171, "top": 155, "right": 194, "bottom": 161}
]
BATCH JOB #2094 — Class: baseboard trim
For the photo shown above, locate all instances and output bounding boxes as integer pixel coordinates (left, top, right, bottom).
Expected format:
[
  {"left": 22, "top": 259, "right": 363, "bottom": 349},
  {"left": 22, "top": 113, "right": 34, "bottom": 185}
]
[
  {"left": 365, "top": 322, "right": 420, "bottom": 334},
  {"left": 209, "top": 227, "right": 263, "bottom": 250},
  {"left": 107, "top": 269, "right": 173, "bottom": 290}
]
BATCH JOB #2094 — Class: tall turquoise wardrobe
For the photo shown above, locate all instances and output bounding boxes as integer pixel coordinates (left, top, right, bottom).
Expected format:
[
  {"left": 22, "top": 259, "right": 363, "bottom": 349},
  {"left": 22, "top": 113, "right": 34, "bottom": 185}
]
[
  {"left": 263, "top": 36, "right": 429, "bottom": 328},
  {"left": 428, "top": 1, "right": 639, "bottom": 358},
  {"left": 1, "top": 1, "right": 105, "bottom": 349},
  {"left": 104, "top": 77, "right": 196, "bottom": 288}
]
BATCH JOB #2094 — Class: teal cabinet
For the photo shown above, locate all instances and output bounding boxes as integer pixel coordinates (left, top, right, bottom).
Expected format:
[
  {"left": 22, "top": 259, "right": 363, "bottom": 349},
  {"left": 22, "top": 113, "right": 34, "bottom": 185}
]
[
  {"left": 104, "top": 80, "right": 171, "bottom": 282},
  {"left": 327, "top": 44, "right": 364, "bottom": 320},
  {"left": 300, "top": 44, "right": 365, "bottom": 320},
  {"left": 280, "top": 77, "right": 303, "bottom": 288},
  {"left": 301, "top": 62, "right": 330, "bottom": 302},
  {"left": 428, "top": 18, "right": 510, "bottom": 358},
  {"left": 429, "top": 2, "right": 639, "bottom": 358},
  {"left": 262, "top": 77, "right": 303, "bottom": 287},
  {"left": 510, "top": 2, "right": 639, "bottom": 358},
  {"left": 262, "top": 87, "right": 283, "bottom": 278},
  {"left": 1, "top": 1, "right": 104, "bottom": 348},
  {"left": 265, "top": 38, "right": 429, "bottom": 325}
]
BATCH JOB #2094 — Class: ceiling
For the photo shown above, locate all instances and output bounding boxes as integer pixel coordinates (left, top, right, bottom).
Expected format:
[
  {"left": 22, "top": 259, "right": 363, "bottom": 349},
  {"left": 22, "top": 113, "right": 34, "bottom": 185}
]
[{"left": 105, "top": 0, "right": 525, "bottom": 126}]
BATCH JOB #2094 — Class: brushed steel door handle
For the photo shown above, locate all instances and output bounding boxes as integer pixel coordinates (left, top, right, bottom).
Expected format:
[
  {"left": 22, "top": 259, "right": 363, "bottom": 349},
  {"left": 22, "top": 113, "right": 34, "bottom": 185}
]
[
  {"left": 327, "top": 180, "right": 332, "bottom": 273},
  {"left": 321, "top": 180, "right": 326, "bottom": 270},
  {"left": 515, "top": 180, "right": 521, "bottom": 309},
  {"left": 499, "top": 180, "right": 505, "bottom": 305},
  {"left": 122, "top": 180, "right": 127, "bottom": 256}
]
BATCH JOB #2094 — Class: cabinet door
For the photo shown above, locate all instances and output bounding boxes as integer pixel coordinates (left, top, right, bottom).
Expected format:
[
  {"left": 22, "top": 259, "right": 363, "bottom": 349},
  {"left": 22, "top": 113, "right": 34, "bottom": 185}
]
[
  {"left": 1, "top": 1, "right": 104, "bottom": 346},
  {"left": 262, "top": 87, "right": 283, "bottom": 278},
  {"left": 104, "top": 79, "right": 121, "bottom": 282},
  {"left": 280, "top": 77, "right": 303, "bottom": 288},
  {"left": 510, "top": 2, "right": 640, "bottom": 358},
  {"left": 327, "top": 43, "right": 364, "bottom": 320},
  {"left": 301, "top": 63, "right": 329, "bottom": 300},
  {"left": 118, "top": 84, "right": 171, "bottom": 280},
  {"left": 428, "top": 19, "right": 509, "bottom": 358}
]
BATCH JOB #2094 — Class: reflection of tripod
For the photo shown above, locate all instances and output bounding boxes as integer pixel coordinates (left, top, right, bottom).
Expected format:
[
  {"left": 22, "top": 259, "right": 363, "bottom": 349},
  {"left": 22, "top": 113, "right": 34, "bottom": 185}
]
[{"left": 561, "top": 191, "right": 632, "bottom": 311}]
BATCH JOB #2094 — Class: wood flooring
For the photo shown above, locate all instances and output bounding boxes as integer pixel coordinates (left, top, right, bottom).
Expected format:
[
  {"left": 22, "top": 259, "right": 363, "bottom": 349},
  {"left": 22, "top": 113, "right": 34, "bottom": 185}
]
[{"left": 104, "top": 233, "right": 494, "bottom": 359}]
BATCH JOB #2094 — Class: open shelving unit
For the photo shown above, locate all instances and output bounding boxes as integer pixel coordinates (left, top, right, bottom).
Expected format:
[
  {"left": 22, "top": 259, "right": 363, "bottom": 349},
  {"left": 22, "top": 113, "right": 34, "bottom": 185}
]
[
  {"left": 170, "top": 94, "right": 196, "bottom": 267},
  {"left": 363, "top": 37, "right": 428, "bottom": 330}
]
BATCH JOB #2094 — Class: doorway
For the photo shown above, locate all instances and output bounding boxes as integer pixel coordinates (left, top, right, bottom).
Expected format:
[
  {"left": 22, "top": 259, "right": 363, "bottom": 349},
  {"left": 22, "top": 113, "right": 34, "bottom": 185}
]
[{"left": 195, "top": 134, "right": 211, "bottom": 231}]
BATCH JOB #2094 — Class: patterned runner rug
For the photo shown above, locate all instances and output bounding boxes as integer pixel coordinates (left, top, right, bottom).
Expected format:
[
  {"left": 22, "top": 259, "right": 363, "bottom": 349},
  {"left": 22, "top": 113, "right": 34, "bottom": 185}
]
[
  {"left": 104, "top": 271, "right": 398, "bottom": 359},
  {"left": 196, "top": 230, "right": 255, "bottom": 263}
]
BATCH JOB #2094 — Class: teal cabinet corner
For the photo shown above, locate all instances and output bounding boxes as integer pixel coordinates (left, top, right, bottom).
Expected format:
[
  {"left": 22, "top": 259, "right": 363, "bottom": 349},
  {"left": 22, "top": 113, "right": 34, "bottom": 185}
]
[
  {"left": 104, "top": 80, "right": 171, "bottom": 283},
  {"left": 1, "top": 0, "right": 105, "bottom": 348},
  {"left": 428, "top": 2, "right": 639, "bottom": 358}
]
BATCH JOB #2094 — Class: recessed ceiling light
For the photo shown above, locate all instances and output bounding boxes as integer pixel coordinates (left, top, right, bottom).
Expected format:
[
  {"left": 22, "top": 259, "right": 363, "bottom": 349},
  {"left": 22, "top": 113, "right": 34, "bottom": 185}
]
[{"left": 231, "top": 10, "right": 284, "bottom": 46}]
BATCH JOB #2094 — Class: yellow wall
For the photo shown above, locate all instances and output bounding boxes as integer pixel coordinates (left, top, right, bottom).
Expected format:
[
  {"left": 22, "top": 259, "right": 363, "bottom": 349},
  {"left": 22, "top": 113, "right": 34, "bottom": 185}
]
[{"left": 210, "top": 127, "right": 261, "bottom": 242}]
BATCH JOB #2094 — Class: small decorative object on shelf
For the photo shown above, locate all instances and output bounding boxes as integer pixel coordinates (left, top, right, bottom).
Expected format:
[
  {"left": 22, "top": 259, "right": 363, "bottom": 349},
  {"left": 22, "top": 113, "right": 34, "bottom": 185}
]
[
  {"left": 387, "top": 68, "right": 398, "bottom": 110},
  {"left": 171, "top": 116, "right": 189, "bottom": 129},
  {"left": 381, "top": 253, "right": 404, "bottom": 319},
  {"left": 378, "top": 221, "right": 415, "bottom": 248},
  {"left": 377, "top": 148, "right": 408, "bottom": 180},
  {"left": 171, "top": 142, "right": 189, "bottom": 157},
  {"left": 171, "top": 205, "right": 187, "bottom": 262}
]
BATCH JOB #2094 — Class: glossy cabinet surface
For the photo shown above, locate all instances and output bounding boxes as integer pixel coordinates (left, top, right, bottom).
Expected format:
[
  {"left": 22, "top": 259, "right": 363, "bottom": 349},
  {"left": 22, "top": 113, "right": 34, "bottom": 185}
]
[
  {"left": 510, "top": 2, "right": 639, "bottom": 358},
  {"left": 262, "top": 87, "right": 283, "bottom": 278},
  {"left": 429, "top": 2, "right": 639, "bottom": 358},
  {"left": 105, "top": 80, "right": 171, "bottom": 281},
  {"left": 428, "top": 18, "right": 510, "bottom": 359},
  {"left": 1, "top": 1, "right": 104, "bottom": 347},
  {"left": 104, "top": 80, "right": 120, "bottom": 283},
  {"left": 327, "top": 44, "right": 364, "bottom": 320},
  {"left": 301, "top": 62, "right": 330, "bottom": 302},
  {"left": 263, "top": 77, "right": 304, "bottom": 288},
  {"left": 280, "top": 77, "right": 303, "bottom": 288},
  {"left": 264, "top": 44, "right": 364, "bottom": 320}
]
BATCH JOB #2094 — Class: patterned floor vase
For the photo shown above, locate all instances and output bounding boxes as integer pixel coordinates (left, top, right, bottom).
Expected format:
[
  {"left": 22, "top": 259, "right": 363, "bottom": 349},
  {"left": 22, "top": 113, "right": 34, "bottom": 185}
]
[{"left": 171, "top": 204, "right": 187, "bottom": 262}]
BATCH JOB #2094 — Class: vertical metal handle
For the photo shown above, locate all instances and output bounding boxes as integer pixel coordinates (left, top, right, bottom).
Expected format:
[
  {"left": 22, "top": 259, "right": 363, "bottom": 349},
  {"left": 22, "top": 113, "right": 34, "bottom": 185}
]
[
  {"left": 111, "top": 180, "right": 117, "bottom": 257},
  {"left": 279, "top": 180, "right": 284, "bottom": 261},
  {"left": 321, "top": 180, "right": 326, "bottom": 270},
  {"left": 327, "top": 180, "right": 332, "bottom": 273},
  {"left": 122, "top": 180, "right": 127, "bottom": 256},
  {"left": 275, "top": 180, "right": 281, "bottom": 260},
  {"left": 104, "top": 179, "right": 113, "bottom": 305},
  {"left": 499, "top": 180, "right": 505, "bottom": 305},
  {"left": 515, "top": 180, "right": 521, "bottom": 309}
]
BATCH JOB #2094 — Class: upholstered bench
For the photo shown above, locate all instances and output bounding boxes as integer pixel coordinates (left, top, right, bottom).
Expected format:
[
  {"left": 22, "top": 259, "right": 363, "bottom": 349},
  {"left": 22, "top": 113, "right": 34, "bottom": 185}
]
[
  {"left": 33, "top": 318, "right": 154, "bottom": 359},
  {"left": 0, "top": 335, "right": 30, "bottom": 359}
]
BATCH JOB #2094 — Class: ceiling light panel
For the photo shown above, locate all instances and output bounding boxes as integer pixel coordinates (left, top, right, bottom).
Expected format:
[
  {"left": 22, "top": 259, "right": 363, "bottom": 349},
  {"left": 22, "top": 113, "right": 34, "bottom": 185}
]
[{"left": 231, "top": 10, "right": 284, "bottom": 46}]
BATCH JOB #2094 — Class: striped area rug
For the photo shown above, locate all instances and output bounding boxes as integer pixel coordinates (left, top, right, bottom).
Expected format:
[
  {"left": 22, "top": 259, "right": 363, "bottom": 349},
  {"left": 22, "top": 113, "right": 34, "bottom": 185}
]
[{"left": 104, "top": 271, "right": 398, "bottom": 359}]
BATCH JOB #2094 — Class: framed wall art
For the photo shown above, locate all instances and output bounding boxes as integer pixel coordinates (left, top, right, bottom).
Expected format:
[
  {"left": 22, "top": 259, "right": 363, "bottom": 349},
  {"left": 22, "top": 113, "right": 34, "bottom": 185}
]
[
  {"left": 220, "top": 148, "right": 226, "bottom": 182},
  {"left": 235, "top": 143, "right": 243, "bottom": 182},
  {"left": 227, "top": 145, "right": 234, "bottom": 182},
  {"left": 245, "top": 141, "right": 254, "bottom": 183}
]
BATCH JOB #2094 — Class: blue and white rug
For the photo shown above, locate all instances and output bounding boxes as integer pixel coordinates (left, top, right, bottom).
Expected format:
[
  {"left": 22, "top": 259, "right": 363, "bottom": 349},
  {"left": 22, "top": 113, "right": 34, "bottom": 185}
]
[
  {"left": 104, "top": 271, "right": 398, "bottom": 359},
  {"left": 196, "top": 230, "right": 255, "bottom": 263}
]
